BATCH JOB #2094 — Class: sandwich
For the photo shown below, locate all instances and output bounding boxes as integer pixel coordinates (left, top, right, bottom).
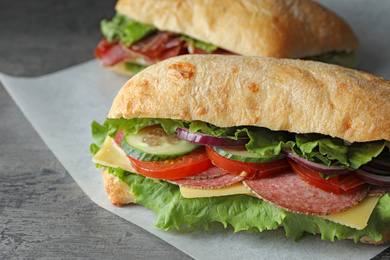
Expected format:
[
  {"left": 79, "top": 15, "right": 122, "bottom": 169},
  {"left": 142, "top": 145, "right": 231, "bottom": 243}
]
[
  {"left": 94, "top": 0, "right": 359, "bottom": 77},
  {"left": 90, "top": 54, "right": 390, "bottom": 244}
]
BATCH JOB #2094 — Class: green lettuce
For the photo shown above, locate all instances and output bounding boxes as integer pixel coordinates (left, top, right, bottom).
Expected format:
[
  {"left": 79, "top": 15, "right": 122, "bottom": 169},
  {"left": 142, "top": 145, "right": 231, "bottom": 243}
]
[
  {"left": 124, "top": 63, "right": 148, "bottom": 74},
  {"left": 293, "top": 134, "right": 386, "bottom": 170},
  {"left": 181, "top": 35, "right": 218, "bottom": 53},
  {"left": 93, "top": 118, "right": 388, "bottom": 170},
  {"left": 305, "top": 52, "right": 359, "bottom": 69},
  {"left": 101, "top": 13, "right": 156, "bottom": 46},
  {"left": 90, "top": 120, "right": 109, "bottom": 156},
  {"left": 116, "top": 168, "right": 285, "bottom": 231},
  {"left": 107, "top": 168, "right": 390, "bottom": 242}
]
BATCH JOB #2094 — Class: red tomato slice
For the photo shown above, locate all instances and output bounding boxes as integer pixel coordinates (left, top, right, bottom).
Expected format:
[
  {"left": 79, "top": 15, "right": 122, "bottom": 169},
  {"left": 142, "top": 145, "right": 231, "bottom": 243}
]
[
  {"left": 113, "top": 130, "right": 125, "bottom": 147},
  {"left": 94, "top": 37, "right": 113, "bottom": 58},
  {"left": 128, "top": 147, "right": 213, "bottom": 180},
  {"left": 288, "top": 158, "right": 365, "bottom": 195},
  {"left": 205, "top": 146, "right": 290, "bottom": 179}
]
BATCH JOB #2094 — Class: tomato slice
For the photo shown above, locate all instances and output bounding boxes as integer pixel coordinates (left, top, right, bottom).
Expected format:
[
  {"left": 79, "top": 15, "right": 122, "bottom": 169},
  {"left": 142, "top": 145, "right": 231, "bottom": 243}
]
[
  {"left": 113, "top": 130, "right": 125, "bottom": 146},
  {"left": 288, "top": 158, "right": 366, "bottom": 195},
  {"left": 205, "top": 146, "right": 290, "bottom": 179},
  {"left": 128, "top": 147, "right": 213, "bottom": 180}
]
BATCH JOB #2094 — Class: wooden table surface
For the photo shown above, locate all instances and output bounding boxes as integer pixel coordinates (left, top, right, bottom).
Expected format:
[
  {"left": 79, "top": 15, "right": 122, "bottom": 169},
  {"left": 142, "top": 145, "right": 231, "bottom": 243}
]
[
  {"left": 0, "top": 0, "right": 389, "bottom": 259},
  {"left": 0, "top": 1, "right": 192, "bottom": 259}
]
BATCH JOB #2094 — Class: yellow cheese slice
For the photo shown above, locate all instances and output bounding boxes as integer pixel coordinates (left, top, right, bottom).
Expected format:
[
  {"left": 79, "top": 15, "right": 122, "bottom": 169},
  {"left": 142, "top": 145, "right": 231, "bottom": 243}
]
[
  {"left": 92, "top": 136, "right": 379, "bottom": 230},
  {"left": 321, "top": 196, "right": 380, "bottom": 230},
  {"left": 92, "top": 136, "right": 135, "bottom": 173},
  {"left": 180, "top": 182, "right": 254, "bottom": 198}
]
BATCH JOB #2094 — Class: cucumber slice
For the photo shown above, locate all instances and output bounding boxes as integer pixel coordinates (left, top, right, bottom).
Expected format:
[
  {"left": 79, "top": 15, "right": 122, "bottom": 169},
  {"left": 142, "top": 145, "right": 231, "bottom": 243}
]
[
  {"left": 212, "top": 146, "right": 285, "bottom": 163},
  {"left": 122, "top": 125, "right": 200, "bottom": 161}
]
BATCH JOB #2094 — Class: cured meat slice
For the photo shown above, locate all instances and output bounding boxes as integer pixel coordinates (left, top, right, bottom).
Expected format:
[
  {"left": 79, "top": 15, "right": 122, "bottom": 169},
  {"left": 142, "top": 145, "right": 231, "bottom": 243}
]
[
  {"left": 183, "top": 166, "right": 226, "bottom": 179},
  {"left": 243, "top": 170, "right": 369, "bottom": 215},
  {"left": 95, "top": 38, "right": 134, "bottom": 66},
  {"left": 130, "top": 32, "right": 182, "bottom": 57},
  {"left": 95, "top": 31, "right": 237, "bottom": 68},
  {"left": 95, "top": 32, "right": 188, "bottom": 66},
  {"left": 368, "top": 185, "right": 390, "bottom": 196},
  {"left": 168, "top": 173, "right": 243, "bottom": 189}
]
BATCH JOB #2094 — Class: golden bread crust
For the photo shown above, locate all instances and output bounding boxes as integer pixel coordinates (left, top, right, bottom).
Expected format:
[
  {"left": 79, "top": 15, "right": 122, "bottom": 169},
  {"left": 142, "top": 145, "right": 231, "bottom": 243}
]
[
  {"left": 115, "top": 0, "right": 358, "bottom": 58},
  {"left": 358, "top": 225, "right": 390, "bottom": 244},
  {"left": 102, "top": 168, "right": 136, "bottom": 206},
  {"left": 108, "top": 55, "right": 390, "bottom": 143}
]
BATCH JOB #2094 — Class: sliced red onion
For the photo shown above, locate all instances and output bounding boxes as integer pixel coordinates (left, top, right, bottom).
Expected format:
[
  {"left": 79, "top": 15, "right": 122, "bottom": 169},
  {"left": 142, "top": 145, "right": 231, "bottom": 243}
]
[
  {"left": 175, "top": 127, "right": 249, "bottom": 148},
  {"left": 354, "top": 169, "right": 390, "bottom": 187},
  {"left": 367, "top": 158, "right": 390, "bottom": 172},
  {"left": 283, "top": 149, "right": 351, "bottom": 175},
  {"left": 361, "top": 165, "right": 390, "bottom": 176}
]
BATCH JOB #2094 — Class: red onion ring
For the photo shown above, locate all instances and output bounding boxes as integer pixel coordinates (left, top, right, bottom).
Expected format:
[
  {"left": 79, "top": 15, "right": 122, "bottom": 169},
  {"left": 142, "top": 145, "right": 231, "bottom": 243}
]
[
  {"left": 175, "top": 127, "right": 249, "bottom": 148},
  {"left": 354, "top": 169, "right": 390, "bottom": 186},
  {"left": 283, "top": 149, "right": 351, "bottom": 175},
  {"left": 361, "top": 165, "right": 390, "bottom": 176},
  {"left": 367, "top": 158, "right": 390, "bottom": 172}
]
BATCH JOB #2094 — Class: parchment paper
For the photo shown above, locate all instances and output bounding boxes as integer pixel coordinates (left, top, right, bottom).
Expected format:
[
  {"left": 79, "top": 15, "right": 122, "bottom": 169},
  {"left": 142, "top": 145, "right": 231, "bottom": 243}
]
[{"left": 1, "top": 0, "right": 389, "bottom": 259}]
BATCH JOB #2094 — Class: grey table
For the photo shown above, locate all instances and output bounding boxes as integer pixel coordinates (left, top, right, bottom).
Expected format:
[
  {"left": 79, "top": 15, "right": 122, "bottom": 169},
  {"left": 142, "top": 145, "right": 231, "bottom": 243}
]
[
  {"left": 0, "top": 1, "right": 192, "bottom": 259},
  {"left": 0, "top": 0, "right": 388, "bottom": 259}
]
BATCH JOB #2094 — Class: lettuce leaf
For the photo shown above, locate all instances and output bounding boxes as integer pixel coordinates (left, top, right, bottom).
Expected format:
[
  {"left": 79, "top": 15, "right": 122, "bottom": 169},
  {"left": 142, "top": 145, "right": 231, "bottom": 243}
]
[
  {"left": 101, "top": 13, "right": 156, "bottom": 46},
  {"left": 90, "top": 120, "right": 109, "bottom": 156},
  {"left": 115, "top": 168, "right": 286, "bottom": 231},
  {"left": 181, "top": 35, "right": 218, "bottom": 53},
  {"left": 117, "top": 169, "right": 285, "bottom": 231},
  {"left": 245, "top": 128, "right": 294, "bottom": 156},
  {"left": 110, "top": 168, "right": 390, "bottom": 242},
  {"left": 293, "top": 134, "right": 386, "bottom": 170},
  {"left": 305, "top": 52, "right": 359, "bottom": 69},
  {"left": 124, "top": 62, "right": 148, "bottom": 74},
  {"left": 94, "top": 118, "right": 387, "bottom": 170},
  {"left": 103, "top": 118, "right": 186, "bottom": 136}
]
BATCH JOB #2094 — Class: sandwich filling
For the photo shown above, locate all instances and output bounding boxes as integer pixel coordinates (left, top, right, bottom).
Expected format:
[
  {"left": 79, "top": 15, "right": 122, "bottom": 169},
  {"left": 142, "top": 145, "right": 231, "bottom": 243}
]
[
  {"left": 94, "top": 13, "right": 358, "bottom": 75},
  {"left": 91, "top": 117, "right": 390, "bottom": 243},
  {"left": 94, "top": 13, "right": 235, "bottom": 74}
]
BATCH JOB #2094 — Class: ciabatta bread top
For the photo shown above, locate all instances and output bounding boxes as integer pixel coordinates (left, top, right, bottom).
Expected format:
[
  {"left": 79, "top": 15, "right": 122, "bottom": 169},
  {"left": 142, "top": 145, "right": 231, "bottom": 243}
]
[
  {"left": 115, "top": 0, "right": 359, "bottom": 58},
  {"left": 108, "top": 55, "right": 390, "bottom": 143}
]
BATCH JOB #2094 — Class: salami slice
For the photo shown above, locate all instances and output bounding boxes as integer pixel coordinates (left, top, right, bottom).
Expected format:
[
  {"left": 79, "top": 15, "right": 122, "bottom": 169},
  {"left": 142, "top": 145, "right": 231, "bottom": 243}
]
[
  {"left": 95, "top": 38, "right": 134, "bottom": 66},
  {"left": 183, "top": 166, "right": 226, "bottom": 180},
  {"left": 368, "top": 185, "right": 390, "bottom": 196},
  {"left": 130, "top": 32, "right": 181, "bottom": 57},
  {"left": 168, "top": 173, "right": 243, "bottom": 189},
  {"left": 243, "top": 170, "right": 369, "bottom": 215}
]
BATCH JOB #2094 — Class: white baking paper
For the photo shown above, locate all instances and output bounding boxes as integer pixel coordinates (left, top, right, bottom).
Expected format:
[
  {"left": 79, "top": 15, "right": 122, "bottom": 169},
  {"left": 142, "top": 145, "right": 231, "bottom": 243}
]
[{"left": 1, "top": 0, "right": 389, "bottom": 259}]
